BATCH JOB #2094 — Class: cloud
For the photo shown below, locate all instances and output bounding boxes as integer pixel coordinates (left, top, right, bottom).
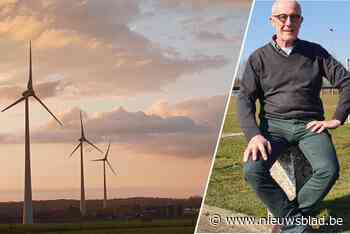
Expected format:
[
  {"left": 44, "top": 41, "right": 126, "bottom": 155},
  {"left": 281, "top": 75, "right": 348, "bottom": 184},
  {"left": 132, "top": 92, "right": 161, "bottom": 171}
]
[
  {"left": 34, "top": 29, "right": 84, "bottom": 49},
  {"left": 0, "top": 0, "right": 230, "bottom": 98},
  {"left": 2, "top": 95, "right": 226, "bottom": 159},
  {"left": 119, "top": 132, "right": 217, "bottom": 159},
  {"left": 0, "top": 133, "right": 18, "bottom": 144},
  {"left": 0, "top": 15, "right": 48, "bottom": 41},
  {"left": 158, "top": 0, "right": 251, "bottom": 10},
  {"left": 31, "top": 106, "right": 215, "bottom": 158},
  {"left": 35, "top": 80, "right": 68, "bottom": 98},
  {"left": 0, "top": 80, "right": 67, "bottom": 100},
  {"left": 195, "top": 31, "right": 242, "bottom": 43},
  {"left": 176, "top": 3, "right": 250, "bottom": 47},
  {"left": 0, "top": 1, "right": 142, "bottom": 47},
  {"left": 34, "top": 106, "right": 210, "bottom": 140},
  {"left": 0, "top": 0, "right": 18, "bottom": 15},
  {"left": 0, "top": 0, "right": 17, "bottom": 7},
  {"left": 0, "top": 85, "right": 21, "bottom": 100},
  {"left": 147, "top": 95, "right": 227, "bottom": 128}
]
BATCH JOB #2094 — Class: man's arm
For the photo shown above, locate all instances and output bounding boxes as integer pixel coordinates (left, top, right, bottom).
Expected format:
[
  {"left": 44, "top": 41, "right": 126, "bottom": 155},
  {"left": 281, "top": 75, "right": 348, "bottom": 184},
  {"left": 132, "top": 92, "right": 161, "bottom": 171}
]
[
  {"left": 321, "top": 46, "right": 350, "bottom": 124},
  {"left": 306, "top": 46, "right": 350, "bottom": 133},
  {"left": 237, "top": 56, "right": 271, "bottom": 162},
  {"left": 237, "top": 56, "right": 261, "bottom": 142}
]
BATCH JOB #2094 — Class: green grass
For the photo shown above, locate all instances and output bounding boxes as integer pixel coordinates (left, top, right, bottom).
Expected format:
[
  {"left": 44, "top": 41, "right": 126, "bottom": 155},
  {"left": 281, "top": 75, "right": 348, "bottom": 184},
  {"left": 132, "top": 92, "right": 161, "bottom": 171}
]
[
  {"left": 205, "top": 94, "right": 350, "bottom": 232},
  {"left": 222, "top": 98, "right": 241, "bottom": 133},
  {"left": 0, "top": 219, "right": 195, "bottom": 234},
  {"left": 205, "top": 136, "right": 266, "bottom": 217}
]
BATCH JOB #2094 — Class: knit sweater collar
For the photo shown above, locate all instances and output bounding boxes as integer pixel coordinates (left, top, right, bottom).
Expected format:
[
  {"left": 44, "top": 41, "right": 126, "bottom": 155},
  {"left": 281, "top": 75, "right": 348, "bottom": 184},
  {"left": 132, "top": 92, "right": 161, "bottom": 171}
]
[{"left": 270, "top": 35, "right": 300, "bottom": 57}]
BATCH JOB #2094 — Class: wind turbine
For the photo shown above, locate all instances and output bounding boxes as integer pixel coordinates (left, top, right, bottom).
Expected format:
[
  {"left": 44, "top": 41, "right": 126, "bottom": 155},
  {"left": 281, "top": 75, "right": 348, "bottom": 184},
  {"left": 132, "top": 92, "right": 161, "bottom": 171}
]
[
  {"left": 92, "top": 141, "right": 116, "bottom": 209},
  {"left": 69, "top": 110, "right": 103, "bottom": 216},
  {"left": 2, "top": 41, "right": 63, "bottom": 224}
]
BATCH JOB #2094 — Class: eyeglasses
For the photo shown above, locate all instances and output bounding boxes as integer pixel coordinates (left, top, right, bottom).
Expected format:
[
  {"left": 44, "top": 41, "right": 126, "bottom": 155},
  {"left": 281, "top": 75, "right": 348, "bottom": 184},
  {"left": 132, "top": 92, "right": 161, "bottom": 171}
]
[{"left": 272, "top": 14, "right": 302, "bottom": 23}]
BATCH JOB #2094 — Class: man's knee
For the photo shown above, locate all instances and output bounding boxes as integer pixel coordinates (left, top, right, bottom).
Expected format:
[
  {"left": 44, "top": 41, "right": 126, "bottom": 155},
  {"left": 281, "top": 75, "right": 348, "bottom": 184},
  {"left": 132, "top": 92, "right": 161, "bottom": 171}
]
[
  {"left": 314, "top": 163, "right": 339, "bottom": 184},
  {"left": 243, "top": 160, "right": 269, "bottom": 185}
]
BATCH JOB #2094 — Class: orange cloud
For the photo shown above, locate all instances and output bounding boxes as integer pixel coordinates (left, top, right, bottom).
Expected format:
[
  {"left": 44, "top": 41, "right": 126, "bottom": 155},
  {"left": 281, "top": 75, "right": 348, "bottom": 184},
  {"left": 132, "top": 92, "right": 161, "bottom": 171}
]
[
  {"left": 158, "top": 0, "right": 251, "bottom": 10},
  {"left": 35, "top": 29, "right": 83, "bottom": 49},
  {"left": 148, "top": 95, "right": 227, "bottom": 128},
  {"left": 6, "top": 95, "right": 224, "bottom": 159},
  {"left": 3, "top": 94, "right": 226, "bottom": 159},
  {"left": 0, "top": 0, "right": 18, "bottom": 7},
  {"left": 26, "top": 106, "right": 214, "bottom": 159},
  {"left": 0, "top": 15, "right": 47, "bottom": 41},
  {"left": 0, "top": 0, "right": 239, "bottom": 97},
  {"left": 0, "top": 0, "right": 18, "bottom": 15}
]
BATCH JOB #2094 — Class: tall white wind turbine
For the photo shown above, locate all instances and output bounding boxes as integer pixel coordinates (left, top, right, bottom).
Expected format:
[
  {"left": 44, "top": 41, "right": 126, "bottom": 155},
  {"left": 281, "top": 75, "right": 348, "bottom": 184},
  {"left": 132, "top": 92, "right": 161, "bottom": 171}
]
[
  {"left": 69, "top": 111, "right": 102, "bottom": 216},
  {"left": 92, "top": 142, "right": 116, "bottom": 209},
  {"left": 2, "top": 41, "right": 63, "bottom": 224}
]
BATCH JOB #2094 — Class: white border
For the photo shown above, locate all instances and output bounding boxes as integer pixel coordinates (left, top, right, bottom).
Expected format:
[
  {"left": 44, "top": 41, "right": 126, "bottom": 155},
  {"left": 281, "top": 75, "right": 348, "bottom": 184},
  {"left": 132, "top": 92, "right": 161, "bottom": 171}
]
[{"left": 194, "top": 0, "right": 256, "bottom": 233}]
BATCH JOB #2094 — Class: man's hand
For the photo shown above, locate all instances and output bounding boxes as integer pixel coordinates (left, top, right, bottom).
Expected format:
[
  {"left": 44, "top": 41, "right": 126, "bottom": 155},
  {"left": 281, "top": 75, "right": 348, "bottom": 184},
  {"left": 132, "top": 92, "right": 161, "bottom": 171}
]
[
  {"left": 306, "top": 119, "right": 341, "bottom": 133},
  {"left": 243, "top": 134, "right": 272, "bottom": 162}
]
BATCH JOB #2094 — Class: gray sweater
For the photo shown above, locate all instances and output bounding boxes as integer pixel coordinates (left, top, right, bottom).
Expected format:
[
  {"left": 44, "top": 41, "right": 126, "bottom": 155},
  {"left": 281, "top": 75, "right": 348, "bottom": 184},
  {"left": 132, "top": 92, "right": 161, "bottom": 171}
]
[{"left": 238, "top": 39, "right": 350, "bottom": 141}]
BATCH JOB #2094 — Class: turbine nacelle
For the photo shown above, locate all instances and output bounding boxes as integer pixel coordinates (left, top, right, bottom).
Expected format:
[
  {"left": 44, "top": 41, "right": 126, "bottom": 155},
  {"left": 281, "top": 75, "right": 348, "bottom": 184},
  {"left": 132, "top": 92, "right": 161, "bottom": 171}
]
[
  {"left": 92, "top": 142, "right": 116, "bottom": 175},
  {"left": 79, "top": 137, "right": 86, "bottom": 142},
  {"left": 22, "top": 89, "right": 35, "bottom": 98},
  {"left": 69, "top": 111, "right": 103, "bottom": 158}
]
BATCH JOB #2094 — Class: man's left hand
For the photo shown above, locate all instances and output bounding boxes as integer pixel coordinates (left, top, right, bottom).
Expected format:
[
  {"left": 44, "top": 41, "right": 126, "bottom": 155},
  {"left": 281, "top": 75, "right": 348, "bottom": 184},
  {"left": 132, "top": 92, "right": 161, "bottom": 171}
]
[{"left": 306, "top": 119, "right": 341, "bottom": 133}]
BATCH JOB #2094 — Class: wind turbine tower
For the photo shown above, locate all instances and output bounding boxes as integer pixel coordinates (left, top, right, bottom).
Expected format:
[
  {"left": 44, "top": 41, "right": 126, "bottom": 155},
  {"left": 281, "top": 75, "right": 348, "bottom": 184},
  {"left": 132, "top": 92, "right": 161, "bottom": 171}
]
[
  {"left": 69, "top": 111, "right": 102, "bottom": 216},
  {"left": 92, "top": 142, "right": 116, "bottom": 209},
  {"left": 2, "top": 41, "right": 63, "bottom": 224}
]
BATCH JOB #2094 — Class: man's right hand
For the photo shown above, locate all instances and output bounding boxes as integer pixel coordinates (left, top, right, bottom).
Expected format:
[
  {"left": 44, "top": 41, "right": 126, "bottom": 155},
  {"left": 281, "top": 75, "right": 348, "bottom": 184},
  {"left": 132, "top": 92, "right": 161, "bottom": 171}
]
[{"left": 243, "top": 134, "right": 272, "bottom": 162}]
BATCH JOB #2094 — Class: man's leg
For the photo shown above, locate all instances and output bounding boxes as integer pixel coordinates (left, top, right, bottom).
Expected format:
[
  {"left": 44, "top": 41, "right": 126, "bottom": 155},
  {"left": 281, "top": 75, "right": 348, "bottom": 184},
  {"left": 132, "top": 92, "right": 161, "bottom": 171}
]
[
  {"left": 297, "top": 131, "right": 339, "bottom": 215},
  {"left": 243, "top": 135, "right": 300, "bottom": 218}
]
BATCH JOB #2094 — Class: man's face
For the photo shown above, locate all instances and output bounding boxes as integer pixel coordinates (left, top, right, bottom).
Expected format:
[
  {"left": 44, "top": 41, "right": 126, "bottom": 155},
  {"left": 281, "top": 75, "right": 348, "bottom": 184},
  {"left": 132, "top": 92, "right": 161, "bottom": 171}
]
[{"left": 270, "top": 1, "right": 302, "bottom": 44}]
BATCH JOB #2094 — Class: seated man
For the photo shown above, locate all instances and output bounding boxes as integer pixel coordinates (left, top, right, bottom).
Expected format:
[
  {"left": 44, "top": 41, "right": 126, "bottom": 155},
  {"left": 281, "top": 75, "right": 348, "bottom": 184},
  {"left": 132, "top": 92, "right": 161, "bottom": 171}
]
[{"left": 237, "top": 0, "right": 350, "bottom": 232}]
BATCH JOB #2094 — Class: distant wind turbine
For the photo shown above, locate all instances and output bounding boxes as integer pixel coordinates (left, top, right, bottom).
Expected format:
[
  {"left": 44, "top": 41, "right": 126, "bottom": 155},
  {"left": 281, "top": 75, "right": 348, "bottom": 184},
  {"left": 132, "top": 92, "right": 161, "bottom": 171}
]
[
  {"left": 69, "top": 110, "right": 103, "bottom": 216},
  {"left": 92, "top": 141, "right": 116, "bottom": 209},
  {"left": 2, "top": 41, "right": 63, "bottom": 224}
]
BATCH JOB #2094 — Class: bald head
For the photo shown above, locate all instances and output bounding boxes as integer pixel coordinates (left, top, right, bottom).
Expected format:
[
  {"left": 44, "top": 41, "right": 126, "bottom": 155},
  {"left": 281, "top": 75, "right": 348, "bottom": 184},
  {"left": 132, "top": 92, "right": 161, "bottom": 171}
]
[
  {"left": 272, "top": 0, "right": 302, "bottom": 16},
  {"left": 270, "top": 0, "right": 303, "bottom": 48}
]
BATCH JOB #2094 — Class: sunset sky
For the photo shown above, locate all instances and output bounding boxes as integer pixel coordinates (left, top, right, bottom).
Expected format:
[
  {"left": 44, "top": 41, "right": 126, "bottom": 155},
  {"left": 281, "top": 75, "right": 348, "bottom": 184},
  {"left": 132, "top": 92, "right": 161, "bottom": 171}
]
[{"left": 0, "top": 0, "right": 251, "bottom": 202}]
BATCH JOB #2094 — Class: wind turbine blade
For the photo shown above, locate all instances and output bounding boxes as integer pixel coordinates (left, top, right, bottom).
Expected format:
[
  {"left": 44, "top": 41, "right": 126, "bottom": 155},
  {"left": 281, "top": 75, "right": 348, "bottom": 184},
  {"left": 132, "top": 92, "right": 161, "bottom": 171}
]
[
  {"left": 27, "top": 41, "right": 33, "bottom": 90},
  {"left": 106, "top": 160, "right": 117, "bottom": 175},
  {"left": 80, "top": 110, "right": 85, "bottom": 137},
  {"left": 91, "top": 158, "right": 104, "bottom": 162},
  {"left": 69, "top": 143, "right": 81, "bottom": 158},
  {"left": 104, "top": 141, "right": 111, "bottom": 160},
  {"left": 85, "top": 139, "right": 103, "bottom": 153},
  {"left": 33, "top": 95, "right": 63, "bottom": 126},
  {"left": 1, "top": 97, "right": 25, "bottom": 112}
]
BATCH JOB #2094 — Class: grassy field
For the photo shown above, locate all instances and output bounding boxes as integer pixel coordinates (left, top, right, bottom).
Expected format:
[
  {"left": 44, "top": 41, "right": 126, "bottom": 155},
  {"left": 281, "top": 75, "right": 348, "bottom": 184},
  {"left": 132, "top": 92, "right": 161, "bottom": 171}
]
[
  {"left": 205, "top": 93, "right": 350, "bottom": 232},
  {"left": 0, "top": 219, "right": 195, "bottom": 234}
]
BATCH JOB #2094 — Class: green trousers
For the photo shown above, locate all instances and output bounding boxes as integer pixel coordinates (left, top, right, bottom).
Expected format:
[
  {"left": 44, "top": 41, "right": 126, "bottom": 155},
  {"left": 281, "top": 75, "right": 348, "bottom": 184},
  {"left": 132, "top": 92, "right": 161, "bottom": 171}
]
[{"left": 244, "top": 117, "right": 339, "bottom": 233}]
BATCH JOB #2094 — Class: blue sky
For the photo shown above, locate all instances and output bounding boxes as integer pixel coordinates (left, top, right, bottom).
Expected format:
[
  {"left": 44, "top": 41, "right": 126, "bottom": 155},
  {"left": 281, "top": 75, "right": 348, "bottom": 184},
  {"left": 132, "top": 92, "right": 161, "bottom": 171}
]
[{"left": 242, "top": 0, "right": 350, "bottom": 66}]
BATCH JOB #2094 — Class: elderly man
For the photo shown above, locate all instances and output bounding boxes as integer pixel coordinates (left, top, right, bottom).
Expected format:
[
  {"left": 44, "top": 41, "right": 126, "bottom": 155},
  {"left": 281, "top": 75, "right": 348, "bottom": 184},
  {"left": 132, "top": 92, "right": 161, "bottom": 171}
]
[{"left": 238, "top": 0, "right": 350, "bottom": 232}]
